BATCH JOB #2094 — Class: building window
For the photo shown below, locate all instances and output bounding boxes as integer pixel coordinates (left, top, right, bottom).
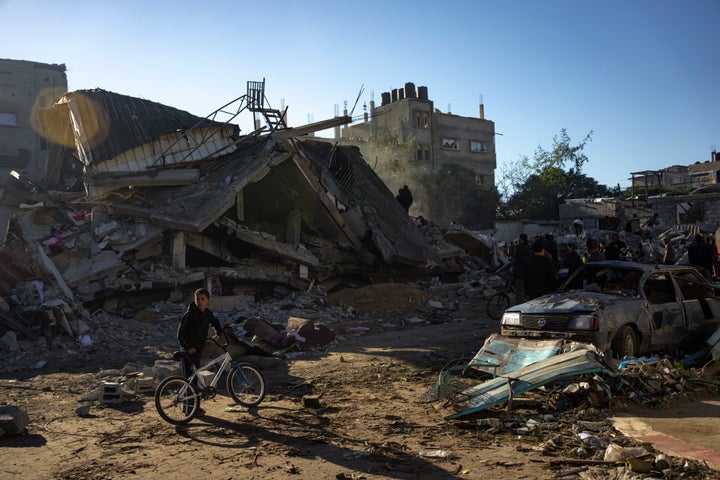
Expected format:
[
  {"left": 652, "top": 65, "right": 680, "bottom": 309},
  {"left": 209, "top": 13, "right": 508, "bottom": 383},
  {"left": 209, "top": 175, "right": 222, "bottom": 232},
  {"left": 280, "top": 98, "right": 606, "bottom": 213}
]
[
  {"left": 416, "top": 145, "right": 431, "bottom": 162},
  {"left": 0, "top": 112, "right": 18, "bottom": 127},
  {"left": 470, "top": 140, "right": 487, "bottom": 153},
  {"left": 442, "top": 138, "right": 459, "bottom": 150},
  {"left": 414, "top": 111, "right": 429, "bottom": 128}
]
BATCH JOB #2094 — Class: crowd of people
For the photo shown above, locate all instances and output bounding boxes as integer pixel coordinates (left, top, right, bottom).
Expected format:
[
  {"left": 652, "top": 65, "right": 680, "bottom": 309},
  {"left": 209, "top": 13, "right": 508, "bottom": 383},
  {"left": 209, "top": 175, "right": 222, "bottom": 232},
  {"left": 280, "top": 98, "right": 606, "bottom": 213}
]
[{"left": 502, "top": 226, "right": 720, "bottom": 304}]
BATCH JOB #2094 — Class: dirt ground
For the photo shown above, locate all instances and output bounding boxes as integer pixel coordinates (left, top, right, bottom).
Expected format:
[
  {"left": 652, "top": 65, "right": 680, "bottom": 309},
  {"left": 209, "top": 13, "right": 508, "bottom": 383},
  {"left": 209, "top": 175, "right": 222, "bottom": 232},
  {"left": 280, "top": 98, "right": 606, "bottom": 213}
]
[{"left": 1, "top": 296, "right": 720, "bottom": 480}]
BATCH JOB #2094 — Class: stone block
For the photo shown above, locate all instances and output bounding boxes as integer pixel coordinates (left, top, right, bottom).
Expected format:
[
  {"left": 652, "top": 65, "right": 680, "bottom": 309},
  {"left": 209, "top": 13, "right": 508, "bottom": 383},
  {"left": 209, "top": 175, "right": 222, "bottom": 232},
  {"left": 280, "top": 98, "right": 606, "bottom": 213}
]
[
  {"left": 0, "top": 406, "right": 30, "bottom": 435},
  {"left": 101, "top": 382, "right": 123, "bottom": 403}
]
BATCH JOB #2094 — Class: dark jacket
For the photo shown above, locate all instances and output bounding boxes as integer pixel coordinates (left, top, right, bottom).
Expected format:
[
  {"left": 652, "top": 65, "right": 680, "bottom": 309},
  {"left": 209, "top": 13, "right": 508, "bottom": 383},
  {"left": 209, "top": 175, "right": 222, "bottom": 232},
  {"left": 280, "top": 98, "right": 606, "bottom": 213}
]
[
  {"left": 557, "top": 250, "right": 583, "bottom": 287},
  {"left": 605, "top": 240, "right": 626, "bottom": 261},
  {"left": 177, "top": 302, "right": 223, "bottom": 351},
  {"left": 513, "top": 242, "right": 533, "bottom": 279},
  {"left": 524, "top": 254, "right": 557, "bottom": 299},
  {"left": 688, "top": 241, "right": 713, "bottom": 272}
]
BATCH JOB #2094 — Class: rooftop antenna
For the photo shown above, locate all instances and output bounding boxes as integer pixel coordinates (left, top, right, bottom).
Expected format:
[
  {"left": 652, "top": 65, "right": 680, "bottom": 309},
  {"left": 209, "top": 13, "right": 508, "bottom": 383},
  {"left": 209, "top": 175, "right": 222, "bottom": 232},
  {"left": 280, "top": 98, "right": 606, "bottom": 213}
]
[{"left": 448, "top": 103, "right": 451, "bottom": 113}]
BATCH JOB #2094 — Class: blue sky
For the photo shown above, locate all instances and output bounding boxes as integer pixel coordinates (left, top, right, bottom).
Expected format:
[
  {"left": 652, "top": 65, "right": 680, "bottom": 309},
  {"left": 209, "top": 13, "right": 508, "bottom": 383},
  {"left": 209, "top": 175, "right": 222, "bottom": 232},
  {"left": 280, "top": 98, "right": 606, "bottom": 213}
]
[{"left": 3, "top": 0, "right": 719, "bottom": 190}]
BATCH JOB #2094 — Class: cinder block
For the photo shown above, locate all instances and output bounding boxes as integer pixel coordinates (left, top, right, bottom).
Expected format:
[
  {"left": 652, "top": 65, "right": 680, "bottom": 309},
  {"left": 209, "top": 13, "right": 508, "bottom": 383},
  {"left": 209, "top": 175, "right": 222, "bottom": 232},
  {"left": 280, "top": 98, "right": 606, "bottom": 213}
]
[
  {"left": 135, "top": 375, "right": 155, "bottom": 394},
  {"left": 101, "top": 382, "right": 123, "bottom": 403}
]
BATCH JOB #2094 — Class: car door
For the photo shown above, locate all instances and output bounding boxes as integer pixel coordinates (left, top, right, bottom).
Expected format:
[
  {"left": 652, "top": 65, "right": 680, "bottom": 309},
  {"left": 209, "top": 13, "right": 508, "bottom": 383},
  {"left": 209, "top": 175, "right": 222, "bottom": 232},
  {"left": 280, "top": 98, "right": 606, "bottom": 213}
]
[
  {"left": 673, "top": 269, "right": 720, "bottom": 341},
  {"left": 643, "top": 271, "right": 686, "bottom": 350}
]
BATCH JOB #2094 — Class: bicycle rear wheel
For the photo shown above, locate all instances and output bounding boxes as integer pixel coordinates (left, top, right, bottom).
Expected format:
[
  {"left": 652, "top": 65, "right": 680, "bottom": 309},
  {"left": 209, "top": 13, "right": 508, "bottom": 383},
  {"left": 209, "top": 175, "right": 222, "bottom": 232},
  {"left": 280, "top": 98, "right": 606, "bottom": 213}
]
[
  {"left": 486, "top": 292, "right": 510, "bottom": 320},
  {"left": 154, "top": 376, "right": 200, "bottom": 425},
  {"left": 226, "top": 363, "right": 266, "bottom": 407}
]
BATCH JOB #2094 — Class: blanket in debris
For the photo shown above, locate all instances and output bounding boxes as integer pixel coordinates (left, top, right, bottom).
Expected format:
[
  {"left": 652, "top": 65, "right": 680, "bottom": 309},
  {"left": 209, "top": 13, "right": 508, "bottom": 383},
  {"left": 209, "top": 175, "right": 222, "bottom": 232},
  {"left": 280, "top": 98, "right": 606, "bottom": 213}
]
[{"left": 243, "top": 316, "right": 335, "bottom": 351}]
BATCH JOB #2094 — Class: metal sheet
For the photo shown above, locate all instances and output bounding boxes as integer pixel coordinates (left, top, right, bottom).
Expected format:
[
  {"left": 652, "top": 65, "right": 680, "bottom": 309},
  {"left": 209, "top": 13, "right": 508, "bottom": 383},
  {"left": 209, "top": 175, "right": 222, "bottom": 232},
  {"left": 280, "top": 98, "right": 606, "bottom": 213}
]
[
  {"left": 447, "top": 348, "right": 615, "bottom": 419},
  {"left": 469, "top": 333, "right": 564, "bottom": 376}
]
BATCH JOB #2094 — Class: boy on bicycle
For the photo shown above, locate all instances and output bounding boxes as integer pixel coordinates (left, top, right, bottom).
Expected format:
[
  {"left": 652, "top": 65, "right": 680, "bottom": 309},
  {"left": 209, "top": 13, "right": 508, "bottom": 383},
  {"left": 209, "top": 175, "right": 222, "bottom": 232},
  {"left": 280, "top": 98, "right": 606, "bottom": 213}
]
[{"left": 177, "top": 288, "right": 225, "bottom": 412}]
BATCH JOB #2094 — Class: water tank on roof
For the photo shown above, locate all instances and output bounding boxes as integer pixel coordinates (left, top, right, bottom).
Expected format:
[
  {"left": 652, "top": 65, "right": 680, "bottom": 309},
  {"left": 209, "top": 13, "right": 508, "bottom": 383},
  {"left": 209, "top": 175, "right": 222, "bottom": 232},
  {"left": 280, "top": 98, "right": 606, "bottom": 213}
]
[
  {"left": 391, "top": 89, "right": 399, "bottom": 102},
  {"left": 381, "top": 91, "right": 391, "bottom": 106},
  {"left": 398, "top": 88, "right": 405, "bottom": 100},
  {"left": 418, "top": 86, "right": 428, "bottom": 100},
  {"left": 404, "top": 82, "right": 416, "bottom": 99}
]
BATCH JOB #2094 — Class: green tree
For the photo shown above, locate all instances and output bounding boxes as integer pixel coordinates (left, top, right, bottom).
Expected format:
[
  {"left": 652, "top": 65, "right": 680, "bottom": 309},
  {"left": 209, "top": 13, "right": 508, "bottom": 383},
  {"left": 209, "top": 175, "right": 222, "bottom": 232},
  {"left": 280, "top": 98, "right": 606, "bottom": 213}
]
[{"left": 498, "top": 129, "right": 612, "bottom": 220}]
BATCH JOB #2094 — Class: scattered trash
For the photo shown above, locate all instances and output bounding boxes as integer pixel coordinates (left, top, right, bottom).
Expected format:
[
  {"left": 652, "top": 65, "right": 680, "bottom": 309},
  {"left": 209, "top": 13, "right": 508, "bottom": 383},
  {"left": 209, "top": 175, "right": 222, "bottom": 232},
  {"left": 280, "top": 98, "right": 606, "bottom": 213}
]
[
  {"left": 417, "top": 449, "right": 456, "bottom": 459},
  {"left": 224, "top": 406, "right": 245, "bottom": 413}
]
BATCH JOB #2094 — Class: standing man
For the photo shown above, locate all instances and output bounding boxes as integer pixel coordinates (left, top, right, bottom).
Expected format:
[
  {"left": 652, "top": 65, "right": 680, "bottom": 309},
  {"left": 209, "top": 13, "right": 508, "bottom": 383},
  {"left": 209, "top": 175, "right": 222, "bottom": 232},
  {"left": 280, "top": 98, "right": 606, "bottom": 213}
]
[
  {"left": 512, "top": 233, "right": 533, "bottom": 303},
  {"left": 572, "top": 218, "right": 584, "bottom": 236},
  {"left": 585, "top": 238, "right": 606, "bottom": 263},
  {"left": 605, "top": 233, "right": 626, "bottom": 261},
  {"left": 687, "top": 234, "right": 713, "bottom": 278},
  {"left": 524, "top": 240, "right": 557, "bottom": 299},
  {"left": 396, "top": 185, "right": 413, "bottom": 212}
]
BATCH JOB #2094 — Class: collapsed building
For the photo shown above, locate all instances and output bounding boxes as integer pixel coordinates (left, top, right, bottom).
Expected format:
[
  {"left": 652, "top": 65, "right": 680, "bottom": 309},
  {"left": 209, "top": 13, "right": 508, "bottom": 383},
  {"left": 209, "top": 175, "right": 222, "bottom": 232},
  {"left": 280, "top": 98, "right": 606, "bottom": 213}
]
[{"left": 0, "top": 84, "right": 456, "bottom": 339}]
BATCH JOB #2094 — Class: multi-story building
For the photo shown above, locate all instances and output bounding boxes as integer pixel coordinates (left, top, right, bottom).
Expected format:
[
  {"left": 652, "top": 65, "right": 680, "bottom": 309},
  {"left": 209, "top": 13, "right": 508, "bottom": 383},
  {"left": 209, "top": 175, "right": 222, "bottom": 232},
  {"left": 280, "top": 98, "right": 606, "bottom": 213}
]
[
  {"left": 629, "top": 165, "right": 690, "bottom": 191},
  {"left": 340, "top": 82, "right": 497, "bottom": 189},
  {"left": 0, "top": 58, "right": 68, "bottom": 188},
  {"left": 688, "top": 151, "right": 720, "bottom": 188},
  {"left": 629, "top": 151, "right": 720, "bottom": 193}
]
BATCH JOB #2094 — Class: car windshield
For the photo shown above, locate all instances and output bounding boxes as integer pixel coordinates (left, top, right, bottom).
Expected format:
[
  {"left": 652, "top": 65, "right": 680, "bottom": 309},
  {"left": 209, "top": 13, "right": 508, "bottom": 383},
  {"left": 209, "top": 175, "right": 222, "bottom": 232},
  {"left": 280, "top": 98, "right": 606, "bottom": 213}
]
[{"left": 560, "top": 264, "right": 642, "bottom": 297}]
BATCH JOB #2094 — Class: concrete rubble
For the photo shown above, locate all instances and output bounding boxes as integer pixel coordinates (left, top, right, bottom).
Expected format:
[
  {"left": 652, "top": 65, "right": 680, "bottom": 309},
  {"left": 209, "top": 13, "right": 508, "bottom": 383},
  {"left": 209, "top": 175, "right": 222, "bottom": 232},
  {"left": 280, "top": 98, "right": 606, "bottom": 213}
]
[{"left": 2, "top": 86, "right": 720, "bottom": 477}]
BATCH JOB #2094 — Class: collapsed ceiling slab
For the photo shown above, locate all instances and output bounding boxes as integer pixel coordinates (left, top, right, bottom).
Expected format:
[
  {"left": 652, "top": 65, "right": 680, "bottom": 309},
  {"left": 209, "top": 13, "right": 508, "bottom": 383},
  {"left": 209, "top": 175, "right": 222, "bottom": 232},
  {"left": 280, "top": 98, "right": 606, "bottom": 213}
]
[
  {"left": 0, "top": 87, "right": 451, "bottom": 311},
  {"left": 292, "top": 139, "right": 444, "bottom": 268}
]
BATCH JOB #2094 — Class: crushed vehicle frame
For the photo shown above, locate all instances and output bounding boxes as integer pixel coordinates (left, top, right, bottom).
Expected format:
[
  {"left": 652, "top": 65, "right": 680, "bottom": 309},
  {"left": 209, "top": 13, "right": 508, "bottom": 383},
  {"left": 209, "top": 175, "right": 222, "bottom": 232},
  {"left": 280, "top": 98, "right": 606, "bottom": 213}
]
[{"left": 500, "top": 260, "right": 720, "bottom": 359}]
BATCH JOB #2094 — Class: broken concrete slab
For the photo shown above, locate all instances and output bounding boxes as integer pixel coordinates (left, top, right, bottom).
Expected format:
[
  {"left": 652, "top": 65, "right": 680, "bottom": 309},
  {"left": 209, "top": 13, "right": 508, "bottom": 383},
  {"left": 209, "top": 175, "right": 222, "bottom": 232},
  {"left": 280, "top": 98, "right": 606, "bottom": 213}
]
[{"left": 59, "top": 250, "right": 126, "bottom": 287}]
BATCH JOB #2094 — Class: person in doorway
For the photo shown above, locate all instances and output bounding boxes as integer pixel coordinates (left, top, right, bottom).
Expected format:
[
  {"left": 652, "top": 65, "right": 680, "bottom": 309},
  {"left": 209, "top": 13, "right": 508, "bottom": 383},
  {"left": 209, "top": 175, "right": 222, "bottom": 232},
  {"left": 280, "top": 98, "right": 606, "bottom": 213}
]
[
  {"left": 177, "top": 288, "right": 225, "bottom": 414},
  {"left": 524, "top": 240, "right": 557, "bottom": 299},
  {"left": 396, "top": 185, "right": 413, "bottom": 212}
]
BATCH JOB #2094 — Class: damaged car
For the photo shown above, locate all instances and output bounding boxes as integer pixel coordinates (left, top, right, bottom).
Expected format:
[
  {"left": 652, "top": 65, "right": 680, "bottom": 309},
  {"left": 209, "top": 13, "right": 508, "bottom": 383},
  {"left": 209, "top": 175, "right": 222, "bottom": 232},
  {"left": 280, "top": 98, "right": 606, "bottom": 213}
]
[{"left": 500, "top": 260, "right": 720, "bottom": 359}]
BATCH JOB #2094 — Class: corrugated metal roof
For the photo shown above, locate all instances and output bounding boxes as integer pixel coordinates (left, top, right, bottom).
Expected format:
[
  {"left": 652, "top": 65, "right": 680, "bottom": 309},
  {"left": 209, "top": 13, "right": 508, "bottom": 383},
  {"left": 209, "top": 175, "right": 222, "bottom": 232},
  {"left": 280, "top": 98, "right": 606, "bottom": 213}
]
[{"left": 55, "top": 89, "right": 235, "bottom": 167}]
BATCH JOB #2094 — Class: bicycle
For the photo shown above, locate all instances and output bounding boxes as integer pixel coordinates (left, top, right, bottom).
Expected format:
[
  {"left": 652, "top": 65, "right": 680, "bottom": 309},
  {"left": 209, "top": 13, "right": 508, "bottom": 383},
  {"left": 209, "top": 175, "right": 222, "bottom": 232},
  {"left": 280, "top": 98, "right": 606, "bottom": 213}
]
[
  {"left": 154, "top": 335, "right": 266, "bottom": 425},
  {"left": 485, "top": 272, "right": 515, "bottom": 320}
]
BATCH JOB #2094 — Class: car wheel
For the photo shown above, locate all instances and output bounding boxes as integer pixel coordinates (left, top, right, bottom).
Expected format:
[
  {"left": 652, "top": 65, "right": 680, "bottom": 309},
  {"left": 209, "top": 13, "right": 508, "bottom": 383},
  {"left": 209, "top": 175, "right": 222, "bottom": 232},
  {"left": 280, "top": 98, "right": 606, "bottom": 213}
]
[{"left": 611, "top": 325, "right": 638, "bottom": 359}]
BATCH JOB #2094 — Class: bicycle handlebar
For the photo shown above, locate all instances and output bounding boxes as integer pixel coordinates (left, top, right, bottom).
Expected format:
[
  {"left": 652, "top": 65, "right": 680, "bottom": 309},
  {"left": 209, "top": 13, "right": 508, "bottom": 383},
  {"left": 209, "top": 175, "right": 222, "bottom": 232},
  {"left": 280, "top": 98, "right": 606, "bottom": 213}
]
[{"left": 209, "top": 334, "right": 229, "bottom": 349}]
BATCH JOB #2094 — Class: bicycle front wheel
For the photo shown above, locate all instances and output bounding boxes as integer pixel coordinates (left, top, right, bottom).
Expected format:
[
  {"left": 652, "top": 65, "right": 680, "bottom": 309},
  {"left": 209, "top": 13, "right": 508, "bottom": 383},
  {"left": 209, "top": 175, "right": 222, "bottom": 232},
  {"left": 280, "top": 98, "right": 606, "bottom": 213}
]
[
  {"left": 226, "top": 363, "right": 266, "bottom": 407},
  {"left": 154, "top": 376, "right": 200, "bottom": 425},
  {"left": 486, "top": 293, "right": 510, "bottom": 320}
]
